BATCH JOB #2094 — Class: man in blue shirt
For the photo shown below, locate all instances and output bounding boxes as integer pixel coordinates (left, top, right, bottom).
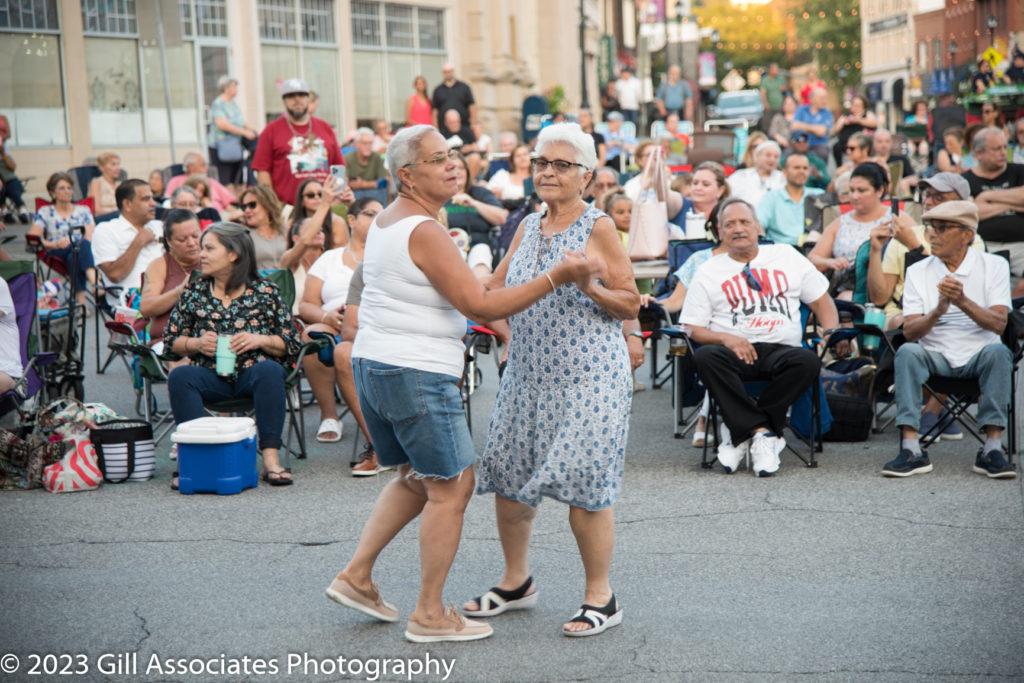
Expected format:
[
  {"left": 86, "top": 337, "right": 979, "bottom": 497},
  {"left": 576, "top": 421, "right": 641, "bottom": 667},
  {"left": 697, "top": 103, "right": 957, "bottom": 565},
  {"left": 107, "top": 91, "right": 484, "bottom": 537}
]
[
  {"left": 757, "top": 152, "right": 823, "bottom": 246},
  {"left": 604, "top": 111, "right": 637, "bottom": 168},
  {"left": 791, "top": 88, "right": 833, "bottom": 162},
  {"left": 655, "top": 65, "right": 694, "bottom": 122}
]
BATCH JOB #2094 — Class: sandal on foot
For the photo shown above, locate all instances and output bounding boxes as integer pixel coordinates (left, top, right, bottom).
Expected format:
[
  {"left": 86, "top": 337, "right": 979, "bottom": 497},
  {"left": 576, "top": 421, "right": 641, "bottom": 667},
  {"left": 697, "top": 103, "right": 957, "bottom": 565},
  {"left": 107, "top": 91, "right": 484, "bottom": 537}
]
[
  {"left": 316, "top": 418, "right": 342, "bottom": 443},
  {"left": 170, "top": 470, "right": 179, "bottom": 491},
  {"left": 261, "top": 468, "right": 293, "bottom": 486},
  {"left": 692, "top": 431, "right": 707, "bottom": 448},
  {"left": 562, "top": 595, "right": 623, "bottom": 637},
  {"left": 462, "top": 576, "right": 538, "bottom": 617}
]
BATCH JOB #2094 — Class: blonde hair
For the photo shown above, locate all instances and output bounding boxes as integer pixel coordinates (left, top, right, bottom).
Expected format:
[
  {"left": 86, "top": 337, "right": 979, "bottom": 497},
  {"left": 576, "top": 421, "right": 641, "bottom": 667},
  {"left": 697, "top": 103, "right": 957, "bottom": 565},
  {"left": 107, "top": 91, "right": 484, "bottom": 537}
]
[
  {"left": 96, "top": 151, "right": 120, "bottom": 167},
  {"left": 740, "top": 132, "right": 768, "bottom": 168}
]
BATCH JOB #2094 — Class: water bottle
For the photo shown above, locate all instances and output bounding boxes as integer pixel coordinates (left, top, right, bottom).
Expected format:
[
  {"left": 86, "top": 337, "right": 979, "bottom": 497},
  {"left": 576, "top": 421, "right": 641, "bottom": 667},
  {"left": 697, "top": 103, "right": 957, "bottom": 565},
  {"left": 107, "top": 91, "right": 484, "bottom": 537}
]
[
  {"left": 862, "top": 303, "right": 885, "bottom": 352},
  {"left": 685, "top": 209, "right": 706, "bottom": 239}
]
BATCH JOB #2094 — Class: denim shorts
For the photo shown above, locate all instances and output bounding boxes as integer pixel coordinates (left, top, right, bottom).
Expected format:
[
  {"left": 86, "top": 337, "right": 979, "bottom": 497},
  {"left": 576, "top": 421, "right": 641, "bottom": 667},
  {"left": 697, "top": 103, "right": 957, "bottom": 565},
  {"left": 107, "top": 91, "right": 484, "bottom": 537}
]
[{"left": 352, "top": 358, "right": 476, "bottom": 479}]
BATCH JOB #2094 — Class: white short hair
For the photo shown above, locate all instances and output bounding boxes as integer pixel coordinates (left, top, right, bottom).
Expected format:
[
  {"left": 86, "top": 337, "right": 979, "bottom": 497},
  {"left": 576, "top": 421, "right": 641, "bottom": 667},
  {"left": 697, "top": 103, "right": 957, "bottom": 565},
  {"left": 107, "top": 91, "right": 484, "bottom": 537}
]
[
  {"left": 535, "top": 123, "right": 597, "bottom": 170},
  {"left": 182, "top": 151, "right": 204, "bottom": 169},
  {"left": 387, "top": 125, "right": 438, "bottom": 189},
  {"left": 355, "top": 127, "right": 374, "bottom": 141},
  {"left": 753, "top": 141, "right": 782, "bottom": 159}
]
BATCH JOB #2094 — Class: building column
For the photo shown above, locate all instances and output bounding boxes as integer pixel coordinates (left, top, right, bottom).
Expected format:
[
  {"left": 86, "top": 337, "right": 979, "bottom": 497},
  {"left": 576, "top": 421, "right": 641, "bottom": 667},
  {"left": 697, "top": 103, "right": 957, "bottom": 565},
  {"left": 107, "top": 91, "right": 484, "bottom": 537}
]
[
  {"left": 228, "top": 1, "right": 264, "bottom": 130},
  {"left": 60, "top": 0, "right": 91, "bottom": 162}
]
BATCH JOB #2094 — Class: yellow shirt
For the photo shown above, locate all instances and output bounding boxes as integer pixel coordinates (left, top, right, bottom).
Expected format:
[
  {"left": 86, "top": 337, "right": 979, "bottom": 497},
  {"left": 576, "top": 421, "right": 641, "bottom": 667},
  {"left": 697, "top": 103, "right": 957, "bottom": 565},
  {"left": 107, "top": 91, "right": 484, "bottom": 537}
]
[{"left": 881, "top": 224, "right": 986, "bottom": 318}]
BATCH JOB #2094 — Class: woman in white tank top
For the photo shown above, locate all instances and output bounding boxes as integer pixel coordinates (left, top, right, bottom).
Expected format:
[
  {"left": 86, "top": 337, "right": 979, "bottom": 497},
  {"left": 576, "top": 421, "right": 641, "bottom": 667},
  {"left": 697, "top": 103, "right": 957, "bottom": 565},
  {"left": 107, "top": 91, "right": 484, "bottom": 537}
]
[{"left": 325, "top": 125, "right": 599, "bottom": 644}]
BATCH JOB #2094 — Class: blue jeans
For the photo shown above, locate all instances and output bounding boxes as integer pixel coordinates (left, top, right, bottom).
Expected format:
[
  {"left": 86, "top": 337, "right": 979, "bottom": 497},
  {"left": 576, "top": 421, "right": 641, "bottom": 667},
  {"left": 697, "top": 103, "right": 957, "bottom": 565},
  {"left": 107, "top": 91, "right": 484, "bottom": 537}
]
[
  {"left": 46, "top": 240, "right": 96, "bottom": 292},
  {"left": 353, "top": 358, "right": 476, "bottom": 479},
  {"left": 168, "top": 360, "right": 287, "bottom": 450},
  {"left": 895, "top": 342, "right": 1012, "bottom": 432}
]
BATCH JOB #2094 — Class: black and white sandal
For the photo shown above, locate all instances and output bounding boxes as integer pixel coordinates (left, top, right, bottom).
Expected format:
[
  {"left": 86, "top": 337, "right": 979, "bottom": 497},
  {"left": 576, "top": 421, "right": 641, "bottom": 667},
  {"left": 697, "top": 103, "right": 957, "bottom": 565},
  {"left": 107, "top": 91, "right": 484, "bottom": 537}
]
[
  {"left": 462, "top": 576, "right": 538, "bottom": 617},
  {"left": 562, "top": 595, "right": 623, "bottom": 637}
]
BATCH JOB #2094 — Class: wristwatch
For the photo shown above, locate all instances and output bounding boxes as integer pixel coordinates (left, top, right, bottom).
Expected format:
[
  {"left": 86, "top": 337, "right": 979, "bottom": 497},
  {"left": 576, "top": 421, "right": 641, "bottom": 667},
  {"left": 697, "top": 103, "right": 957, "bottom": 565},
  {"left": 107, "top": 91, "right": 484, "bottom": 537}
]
[{"left": 628, "top": 331, "right": 646, "bottom": 339}]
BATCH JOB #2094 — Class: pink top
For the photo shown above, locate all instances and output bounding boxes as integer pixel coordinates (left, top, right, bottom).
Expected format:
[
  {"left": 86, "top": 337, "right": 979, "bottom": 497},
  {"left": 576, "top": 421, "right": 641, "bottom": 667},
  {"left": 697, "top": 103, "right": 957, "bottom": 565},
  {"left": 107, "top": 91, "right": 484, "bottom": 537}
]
[{"left": 407, "top": 95, "right": 433, "bottom": 126}]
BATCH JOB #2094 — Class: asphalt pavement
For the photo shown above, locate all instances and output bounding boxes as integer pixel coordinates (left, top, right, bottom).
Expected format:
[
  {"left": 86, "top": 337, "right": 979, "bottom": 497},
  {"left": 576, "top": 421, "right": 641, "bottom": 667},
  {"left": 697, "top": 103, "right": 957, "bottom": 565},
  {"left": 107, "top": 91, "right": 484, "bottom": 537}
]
[{"left": 1, "top": 238, "right": 1023, "bottom": 682}]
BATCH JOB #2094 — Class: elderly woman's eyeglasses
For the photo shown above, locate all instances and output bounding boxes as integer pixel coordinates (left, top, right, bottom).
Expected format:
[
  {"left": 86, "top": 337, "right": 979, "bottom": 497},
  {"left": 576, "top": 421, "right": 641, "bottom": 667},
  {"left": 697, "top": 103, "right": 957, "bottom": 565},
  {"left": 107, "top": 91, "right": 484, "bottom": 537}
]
[
  {"left": 403, "top": 149, "right": 460, "bottom": 168},
  {"left": 531, "top": 157, "right": 588, "bottom": 174}
]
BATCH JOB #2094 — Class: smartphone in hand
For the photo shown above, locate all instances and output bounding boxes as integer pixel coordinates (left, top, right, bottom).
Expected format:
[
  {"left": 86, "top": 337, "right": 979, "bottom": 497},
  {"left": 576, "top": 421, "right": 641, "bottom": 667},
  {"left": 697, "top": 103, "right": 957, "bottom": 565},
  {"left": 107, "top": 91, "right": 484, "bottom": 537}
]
[{"left": 329, "top": 165, "right": 347, "bottom": 189}]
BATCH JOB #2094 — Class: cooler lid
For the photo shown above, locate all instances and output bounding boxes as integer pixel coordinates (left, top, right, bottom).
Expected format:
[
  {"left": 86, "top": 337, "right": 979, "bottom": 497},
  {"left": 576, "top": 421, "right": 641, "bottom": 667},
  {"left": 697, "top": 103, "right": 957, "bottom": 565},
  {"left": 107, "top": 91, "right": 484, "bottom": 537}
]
[{"left": 171, "top": 416, "right": 257, "bottom": 444}]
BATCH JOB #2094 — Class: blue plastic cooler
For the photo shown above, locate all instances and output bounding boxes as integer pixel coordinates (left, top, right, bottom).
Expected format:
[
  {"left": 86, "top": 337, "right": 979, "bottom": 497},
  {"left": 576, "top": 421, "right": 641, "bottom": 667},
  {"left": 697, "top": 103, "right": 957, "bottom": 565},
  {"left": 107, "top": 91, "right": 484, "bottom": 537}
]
[{"left": 171, "top": 417, "right": 258, "bottom": 495}]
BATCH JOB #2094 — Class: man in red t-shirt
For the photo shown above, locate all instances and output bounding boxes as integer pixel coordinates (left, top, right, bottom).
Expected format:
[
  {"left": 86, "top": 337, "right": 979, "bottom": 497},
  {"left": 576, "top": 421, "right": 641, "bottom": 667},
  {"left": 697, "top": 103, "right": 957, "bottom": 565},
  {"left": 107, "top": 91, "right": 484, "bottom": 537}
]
[{"left": 252, "top": 78, "right": 343, "bottom": 206}]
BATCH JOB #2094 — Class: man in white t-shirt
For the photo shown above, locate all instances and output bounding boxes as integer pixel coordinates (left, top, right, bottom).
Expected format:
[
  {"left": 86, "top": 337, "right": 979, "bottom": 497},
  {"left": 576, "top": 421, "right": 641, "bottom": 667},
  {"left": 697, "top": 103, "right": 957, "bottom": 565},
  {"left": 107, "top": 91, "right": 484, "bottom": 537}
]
[
  {"left": 614, "top": 69, "right": 643, "bottom": 126},
  {"left": 680, "top": 197, "right": 839, "bottom": 476},
  {"left": 884, "top": 200, "right": 1015, "bottom": 479},
  {"left": 92, "top": 179, "right": 164, "bottom": 307}
]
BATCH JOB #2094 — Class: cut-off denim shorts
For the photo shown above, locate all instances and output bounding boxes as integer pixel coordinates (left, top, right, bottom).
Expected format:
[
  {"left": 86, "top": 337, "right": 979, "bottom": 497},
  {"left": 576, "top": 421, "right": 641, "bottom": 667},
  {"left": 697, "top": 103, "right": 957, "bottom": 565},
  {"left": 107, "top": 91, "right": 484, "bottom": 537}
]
[{"left": 352, "top": 358, "right": 476, "bottom": 479}]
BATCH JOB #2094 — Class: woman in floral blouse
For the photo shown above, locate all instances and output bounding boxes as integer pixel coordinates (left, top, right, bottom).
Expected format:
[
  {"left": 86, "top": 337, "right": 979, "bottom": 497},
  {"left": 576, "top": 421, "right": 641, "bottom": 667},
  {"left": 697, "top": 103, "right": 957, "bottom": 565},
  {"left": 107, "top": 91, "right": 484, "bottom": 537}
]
[{"left": 164, "top": 222, "right": 300, "bottom": 486}]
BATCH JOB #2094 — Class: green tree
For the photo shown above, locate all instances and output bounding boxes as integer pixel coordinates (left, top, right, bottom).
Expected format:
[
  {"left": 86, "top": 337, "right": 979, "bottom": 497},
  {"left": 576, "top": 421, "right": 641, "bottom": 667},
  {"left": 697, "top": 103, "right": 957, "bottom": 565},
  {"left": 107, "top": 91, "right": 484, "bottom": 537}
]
[
  {"left": 693, "top": 0, "right": 787, "bottom": 82},
  {"left": 791, "top": 0, "right": 861, "bottom": 90}
]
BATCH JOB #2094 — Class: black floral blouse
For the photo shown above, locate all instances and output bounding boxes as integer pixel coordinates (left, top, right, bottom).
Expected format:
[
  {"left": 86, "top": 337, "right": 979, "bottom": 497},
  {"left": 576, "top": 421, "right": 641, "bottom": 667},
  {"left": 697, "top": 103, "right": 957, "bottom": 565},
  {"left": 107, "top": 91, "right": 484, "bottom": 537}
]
[{"left": 163, "top": 277, "right": 300, "bottom": 378}]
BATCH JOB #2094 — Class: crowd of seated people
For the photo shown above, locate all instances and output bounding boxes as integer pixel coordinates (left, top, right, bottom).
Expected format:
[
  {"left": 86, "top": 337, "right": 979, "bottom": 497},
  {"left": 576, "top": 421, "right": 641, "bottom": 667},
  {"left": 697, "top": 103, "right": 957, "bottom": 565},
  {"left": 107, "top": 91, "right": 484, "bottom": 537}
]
[{"left": 15, "top": 76, "right": 1024, "bottom": 492}]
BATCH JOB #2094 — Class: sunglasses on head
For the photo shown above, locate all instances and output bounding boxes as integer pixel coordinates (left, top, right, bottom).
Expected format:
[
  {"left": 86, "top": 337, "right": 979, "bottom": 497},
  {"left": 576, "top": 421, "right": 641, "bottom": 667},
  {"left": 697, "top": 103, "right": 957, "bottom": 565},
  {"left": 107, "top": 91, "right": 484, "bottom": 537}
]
[
  {"left": 241, "top": 201, "right": 259, "bottom": 211},
  {"left": 742, "top": 262, "right": 763, "bottom": 292}
]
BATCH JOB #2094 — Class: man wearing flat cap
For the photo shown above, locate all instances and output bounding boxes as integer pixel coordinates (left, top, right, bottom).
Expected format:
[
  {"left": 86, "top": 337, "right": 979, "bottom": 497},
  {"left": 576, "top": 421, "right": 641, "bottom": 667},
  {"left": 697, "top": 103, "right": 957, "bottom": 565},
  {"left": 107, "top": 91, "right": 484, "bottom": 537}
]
[
  {"left": 883, "top": 200, "right": 1016, "bottom": 479},
  {"left": 252, "top": 77, "right": 344, "bottom": 204}
]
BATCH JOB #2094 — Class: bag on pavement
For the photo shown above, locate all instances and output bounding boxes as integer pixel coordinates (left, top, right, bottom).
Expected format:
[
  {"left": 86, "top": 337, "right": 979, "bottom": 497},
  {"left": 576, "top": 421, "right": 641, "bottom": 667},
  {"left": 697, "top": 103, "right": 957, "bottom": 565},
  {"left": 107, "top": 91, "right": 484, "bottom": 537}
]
[
  {"left": 42, "top": 437, "right": 102, "bottom": 493},
  {"left": 90, "top": 419, "right": 156, "bottom": 483},
  {"left": 0, "top": 429, "right": 68, "bottom": 490}
]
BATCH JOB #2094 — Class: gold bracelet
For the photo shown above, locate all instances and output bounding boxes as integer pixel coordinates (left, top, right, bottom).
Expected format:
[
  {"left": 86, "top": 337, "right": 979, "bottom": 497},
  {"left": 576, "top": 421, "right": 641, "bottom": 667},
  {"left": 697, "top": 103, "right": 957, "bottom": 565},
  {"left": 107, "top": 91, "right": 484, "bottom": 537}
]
[{"left": 544, "top": 272, "right": 556, "bottom": 293}]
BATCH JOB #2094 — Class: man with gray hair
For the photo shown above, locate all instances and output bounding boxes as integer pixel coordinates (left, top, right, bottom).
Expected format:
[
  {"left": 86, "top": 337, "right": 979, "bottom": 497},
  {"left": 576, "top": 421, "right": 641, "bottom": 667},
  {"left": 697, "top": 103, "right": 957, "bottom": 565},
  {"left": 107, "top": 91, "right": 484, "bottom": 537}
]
[
  {"left": 963, "top": 127, "right": 1024, "bottom": 280},
  {"left": 344, "top": 127, "right": 388, "bottom": 202},
  {"left": 164, "top": 151, "right": 237, "bottom": 211},
  {"left": 882, "top": 200, "right": 1014, "bottom": 479},
  {"left": 680, "top": 197, "right": 838, "bottom": 476}
]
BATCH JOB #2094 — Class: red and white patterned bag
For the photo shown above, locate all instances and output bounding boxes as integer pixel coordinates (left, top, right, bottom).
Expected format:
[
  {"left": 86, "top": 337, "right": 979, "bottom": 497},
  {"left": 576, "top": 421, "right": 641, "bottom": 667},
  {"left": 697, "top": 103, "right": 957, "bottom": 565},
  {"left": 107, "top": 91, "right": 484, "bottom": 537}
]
[{"left": 42, "top": 438, "right": 102, "bottom": 493}]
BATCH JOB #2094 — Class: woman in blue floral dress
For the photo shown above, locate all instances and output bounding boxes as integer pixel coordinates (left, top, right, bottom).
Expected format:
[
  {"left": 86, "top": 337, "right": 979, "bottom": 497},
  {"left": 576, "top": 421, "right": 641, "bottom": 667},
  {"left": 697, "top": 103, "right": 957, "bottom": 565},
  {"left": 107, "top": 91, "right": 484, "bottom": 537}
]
[{"left": 466, "top": 123, "right": 640, "bottom": 638}]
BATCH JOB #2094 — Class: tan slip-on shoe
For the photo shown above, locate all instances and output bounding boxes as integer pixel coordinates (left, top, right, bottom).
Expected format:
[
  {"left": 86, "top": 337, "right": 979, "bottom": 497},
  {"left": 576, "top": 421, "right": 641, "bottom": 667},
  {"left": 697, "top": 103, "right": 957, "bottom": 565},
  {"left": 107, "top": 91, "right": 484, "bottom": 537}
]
[
  {"left": 325, "top": 575, "right": 399, "bottom": 623},
  {"left": 404, "top": 606, "right": 494, "bottom": 643}
]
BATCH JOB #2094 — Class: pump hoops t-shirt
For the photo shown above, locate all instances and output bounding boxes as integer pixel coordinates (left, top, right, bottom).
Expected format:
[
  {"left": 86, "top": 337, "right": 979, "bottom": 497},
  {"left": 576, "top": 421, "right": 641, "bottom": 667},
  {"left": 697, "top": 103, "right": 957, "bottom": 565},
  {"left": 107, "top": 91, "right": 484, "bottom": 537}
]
[{"left": 680, "top": 244, "right": 829, "bottom": 347}]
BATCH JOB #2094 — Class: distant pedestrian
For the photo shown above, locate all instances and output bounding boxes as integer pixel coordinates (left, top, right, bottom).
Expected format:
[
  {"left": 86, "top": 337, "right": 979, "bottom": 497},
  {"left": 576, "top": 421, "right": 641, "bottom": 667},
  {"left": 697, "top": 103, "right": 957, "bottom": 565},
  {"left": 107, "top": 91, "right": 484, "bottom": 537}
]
[
  {"left": 615, "top": 69, "right": 642, "bottom": 127},
  {"left": 432, "top": 64, "right": 476, "bottom": 128}
]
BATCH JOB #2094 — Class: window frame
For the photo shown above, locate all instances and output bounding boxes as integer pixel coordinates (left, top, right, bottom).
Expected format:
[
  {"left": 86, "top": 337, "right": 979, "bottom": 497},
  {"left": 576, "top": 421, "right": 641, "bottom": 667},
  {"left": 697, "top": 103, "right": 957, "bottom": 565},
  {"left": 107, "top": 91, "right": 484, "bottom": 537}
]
[
  {"left": 0, "top": 0, "right": 70, "bottom": 148},
  {"left": 350, "top": 1, "right": 447, "bottom": 124}
]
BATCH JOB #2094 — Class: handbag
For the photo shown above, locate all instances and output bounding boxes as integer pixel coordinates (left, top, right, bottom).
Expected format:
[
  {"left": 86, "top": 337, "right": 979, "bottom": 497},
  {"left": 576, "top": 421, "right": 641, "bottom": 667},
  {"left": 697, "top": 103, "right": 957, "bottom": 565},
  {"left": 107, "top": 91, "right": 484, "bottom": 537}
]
[
  {"left": 42, "top": 438, "right": 102, "bottom": 493},
  {"left": 216, "top": 136, "right": 244, "bottom": 163},
  {"left": 0, "top": 429, "right": 68, "bottom": 490},
  {"left": 627, "top": 146, "right": 670, "bottom": 261},
  {"left": 89, "top": 419, "right": 156, "bottom": 483}
]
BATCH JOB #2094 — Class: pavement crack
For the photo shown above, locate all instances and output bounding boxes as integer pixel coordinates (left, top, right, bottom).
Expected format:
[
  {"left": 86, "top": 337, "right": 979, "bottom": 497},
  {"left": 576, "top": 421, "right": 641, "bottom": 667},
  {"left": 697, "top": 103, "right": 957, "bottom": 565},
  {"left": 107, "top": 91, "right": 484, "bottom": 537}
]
[
  {"left": 132, "top": 608, "right": 152, "bottom": 654},
  {"left": 616, "top": 507, "right": 1022, "bottom": 531},
  {"left": 1, "top": 537, "right": 358, "bottom": 550}
]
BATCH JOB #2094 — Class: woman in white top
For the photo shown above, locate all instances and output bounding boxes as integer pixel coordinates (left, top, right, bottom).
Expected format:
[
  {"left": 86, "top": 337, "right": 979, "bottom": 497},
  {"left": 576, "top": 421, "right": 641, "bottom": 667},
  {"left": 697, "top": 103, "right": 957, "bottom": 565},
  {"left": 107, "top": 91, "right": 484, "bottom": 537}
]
[
  {"left": 487, "top": 144, "right": 532, "bottom": 201},
  {"left": 297, "top": 197, "right": 380, "bottom": 451},
  {"left": 324, "top": 125, "right": 598, "bottom": 644},
  {"left": 0, "top": 276, "right": 22, "bottom": 394},
  {"left": 726, "top": 140, "right": 784, "bottom": 208}
]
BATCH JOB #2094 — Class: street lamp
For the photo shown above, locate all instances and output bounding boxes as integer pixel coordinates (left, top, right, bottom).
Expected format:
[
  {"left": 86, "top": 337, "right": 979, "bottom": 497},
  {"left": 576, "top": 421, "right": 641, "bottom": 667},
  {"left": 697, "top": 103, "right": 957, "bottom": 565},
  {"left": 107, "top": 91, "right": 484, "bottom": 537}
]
[{"left": 986, "top": 15, "right": 997, "bottom": 48}]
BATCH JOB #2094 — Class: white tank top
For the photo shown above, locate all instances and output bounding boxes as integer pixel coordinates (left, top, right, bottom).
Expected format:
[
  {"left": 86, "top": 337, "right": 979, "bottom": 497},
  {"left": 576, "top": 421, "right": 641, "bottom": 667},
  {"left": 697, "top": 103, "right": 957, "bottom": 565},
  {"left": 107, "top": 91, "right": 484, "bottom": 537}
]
[{"left": 352, "top": 214, "right": 467, "bottom": 377}]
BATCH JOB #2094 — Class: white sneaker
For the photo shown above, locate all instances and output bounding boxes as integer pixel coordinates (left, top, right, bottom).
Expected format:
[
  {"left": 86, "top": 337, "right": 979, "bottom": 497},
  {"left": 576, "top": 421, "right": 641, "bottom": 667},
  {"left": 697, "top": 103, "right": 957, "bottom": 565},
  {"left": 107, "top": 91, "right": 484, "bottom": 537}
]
[
  {"left": 750, "top": 432, "right": 781, "bottom": 477},
  {"left": 716, "top": 422, "right": 748, "bottom": 474}
]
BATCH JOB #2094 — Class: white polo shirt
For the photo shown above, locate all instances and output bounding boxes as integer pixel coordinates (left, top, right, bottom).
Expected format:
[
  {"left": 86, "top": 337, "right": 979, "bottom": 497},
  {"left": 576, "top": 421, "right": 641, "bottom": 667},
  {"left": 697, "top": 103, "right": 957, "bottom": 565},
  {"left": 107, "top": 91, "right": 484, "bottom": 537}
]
[
  {"left": 903, "top": 249, "right": 1010, "bottom": 368},
  {"left": 91, "top": 215, "right": 164, "bottom": 306}
]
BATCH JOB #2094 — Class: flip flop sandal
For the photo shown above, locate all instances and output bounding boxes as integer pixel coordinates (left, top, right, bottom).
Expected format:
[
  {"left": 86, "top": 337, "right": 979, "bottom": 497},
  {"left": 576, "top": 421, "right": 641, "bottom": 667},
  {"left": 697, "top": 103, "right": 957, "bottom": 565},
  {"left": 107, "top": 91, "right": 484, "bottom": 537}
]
[
  {"left": 462, "top": 576, "right": 538, "bottom": 617},
  {"left": 562, "top": 595, "right": 623, "bottom": 638},
  {"left": 262, "top": 468, "right": 293, "bottom": 486}
]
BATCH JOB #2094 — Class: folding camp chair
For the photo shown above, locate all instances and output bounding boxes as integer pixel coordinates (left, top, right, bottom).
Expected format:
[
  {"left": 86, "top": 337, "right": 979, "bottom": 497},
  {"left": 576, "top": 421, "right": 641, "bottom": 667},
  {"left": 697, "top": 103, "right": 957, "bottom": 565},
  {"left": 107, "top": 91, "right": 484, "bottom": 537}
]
[
  {"left": 889, "top": 310, "right": 1024, "bottom": 463},
  {"left": 0, "top": 263, "right": 58, "bottom": 428}
]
